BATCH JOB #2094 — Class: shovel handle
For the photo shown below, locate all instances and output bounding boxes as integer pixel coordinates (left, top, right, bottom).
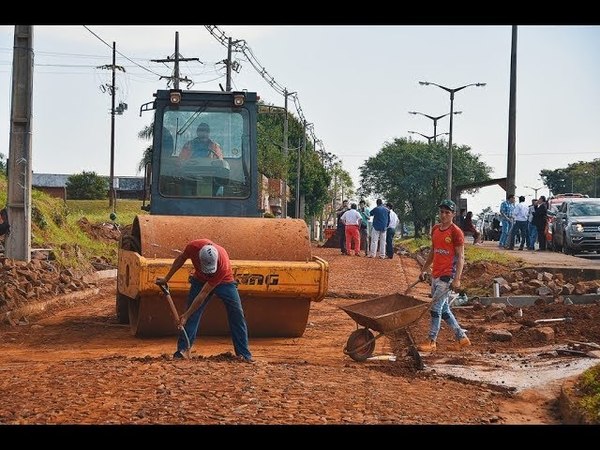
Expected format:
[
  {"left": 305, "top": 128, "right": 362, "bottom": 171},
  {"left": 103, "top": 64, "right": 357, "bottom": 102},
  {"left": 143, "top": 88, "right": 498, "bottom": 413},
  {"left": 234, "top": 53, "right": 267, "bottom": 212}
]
[
  {"left": 156, "top": 281, "right": 180, "bottom": 325},
  {"left": 404, "top": 279, "right": 422, "bottom": 295}
]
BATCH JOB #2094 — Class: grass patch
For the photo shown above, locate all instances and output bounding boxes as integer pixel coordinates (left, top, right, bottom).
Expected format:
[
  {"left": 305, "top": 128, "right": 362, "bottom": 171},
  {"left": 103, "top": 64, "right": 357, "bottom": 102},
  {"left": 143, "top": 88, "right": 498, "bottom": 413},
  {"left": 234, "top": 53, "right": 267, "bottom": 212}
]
[
  {"left": 64, "top": 199, "right": 145, "bottom": 226},
  {"left": 577, "top": 364, "right": 600, "bottom": 424},
  {"left": 398, "top": 235, "right": 518, "bottom": 266},
  {"left": 398, "top": 236, "right": 431, "bottom": 253},
  {"left": 1, "top": 174, "right": 147, "bottom": 271}
]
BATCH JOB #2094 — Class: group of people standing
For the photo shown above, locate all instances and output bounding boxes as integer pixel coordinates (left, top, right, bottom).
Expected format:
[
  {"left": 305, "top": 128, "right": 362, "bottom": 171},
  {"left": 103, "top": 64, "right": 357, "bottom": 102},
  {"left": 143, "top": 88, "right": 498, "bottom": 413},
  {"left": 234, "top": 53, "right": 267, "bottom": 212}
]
[
  {"left": 336, "top": 198, "right": 399, "bottom": 258},
  {"left": 499, "top": 194, "right": 548, "bottom": 251}
]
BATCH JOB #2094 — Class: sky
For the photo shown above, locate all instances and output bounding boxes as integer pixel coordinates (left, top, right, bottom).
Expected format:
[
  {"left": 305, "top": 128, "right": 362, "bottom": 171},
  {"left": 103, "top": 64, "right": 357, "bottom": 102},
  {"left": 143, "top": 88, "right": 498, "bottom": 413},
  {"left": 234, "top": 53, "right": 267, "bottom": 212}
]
[{"left": 0, "top": 25, "right": 599, "bottom": 216}]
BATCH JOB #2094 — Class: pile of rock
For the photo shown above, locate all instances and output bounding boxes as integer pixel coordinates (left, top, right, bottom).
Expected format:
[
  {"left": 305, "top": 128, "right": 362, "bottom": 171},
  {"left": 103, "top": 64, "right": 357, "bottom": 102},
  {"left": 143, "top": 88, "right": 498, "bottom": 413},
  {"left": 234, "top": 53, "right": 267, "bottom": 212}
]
[
  {"left": 493, "top": 269, "right": 600, "bottom": 297},
  {"left": 0, "top": 256, "right": 93, "bottom": 316}
]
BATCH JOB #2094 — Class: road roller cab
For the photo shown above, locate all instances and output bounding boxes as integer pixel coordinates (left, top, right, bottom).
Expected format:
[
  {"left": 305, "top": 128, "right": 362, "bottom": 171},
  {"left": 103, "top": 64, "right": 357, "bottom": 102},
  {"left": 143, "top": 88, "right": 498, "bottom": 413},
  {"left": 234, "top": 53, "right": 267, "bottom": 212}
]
[{"left": 116, "top": 89, "right": 329, "bottom": 338}]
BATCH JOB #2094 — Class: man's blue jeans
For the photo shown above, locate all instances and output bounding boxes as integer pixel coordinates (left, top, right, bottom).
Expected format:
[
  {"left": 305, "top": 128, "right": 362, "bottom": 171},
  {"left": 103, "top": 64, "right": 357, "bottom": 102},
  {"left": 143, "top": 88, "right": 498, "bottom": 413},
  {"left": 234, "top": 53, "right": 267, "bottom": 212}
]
[
  {"left": 177, "top": 277, "right": 252, "bottom": 360},
  {"left": 528, "top": 222, "right": 538, "bottom": 250},
  {"left": 499, "top": 219, "right": 512, "bottom": 247},
  {"left": 427, "top": 277, "right": 467, "bottom": 342}
]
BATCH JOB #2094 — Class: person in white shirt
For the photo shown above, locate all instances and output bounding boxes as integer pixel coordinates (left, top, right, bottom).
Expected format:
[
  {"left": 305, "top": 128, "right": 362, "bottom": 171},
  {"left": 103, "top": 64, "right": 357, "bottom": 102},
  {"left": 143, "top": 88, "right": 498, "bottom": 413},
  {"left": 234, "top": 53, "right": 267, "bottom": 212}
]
[
  {"left": 385, "top": 202, "right": 399, "bottom": 259},
  {"left": 508, "top": 195, "right": 529, "bottom": 250},
  {"left": 340, "top": 203, "right": 364, "bottom": 256}
]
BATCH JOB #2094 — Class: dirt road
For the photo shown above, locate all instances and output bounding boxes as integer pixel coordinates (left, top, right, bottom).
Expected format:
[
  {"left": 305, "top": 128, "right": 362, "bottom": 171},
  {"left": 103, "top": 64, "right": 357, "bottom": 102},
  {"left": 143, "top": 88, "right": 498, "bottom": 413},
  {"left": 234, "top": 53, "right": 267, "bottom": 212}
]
[{"left": 1, "top": 246, "right": 598, "bottom": 426}]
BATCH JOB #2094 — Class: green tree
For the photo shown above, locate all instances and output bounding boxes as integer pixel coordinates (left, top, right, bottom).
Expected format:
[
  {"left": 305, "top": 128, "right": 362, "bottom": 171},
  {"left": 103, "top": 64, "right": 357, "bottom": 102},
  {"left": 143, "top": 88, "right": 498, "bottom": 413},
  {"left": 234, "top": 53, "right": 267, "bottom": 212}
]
[
  {"left": 257, "top": 106, "right": 288, "bottom": 179},
  {"left": 66, "top": 171, "right": 109, "bottom": 200},
  {"left": 137, "top": 123, "right": 153, "bottom": 174},
  {"left": 541, "top": 159, "right": 600, "bottom": 197},
  {"left": 0, "top": 152, "right": 5, "bottom": 173},
  {"left": 359, "top": 137, "right": 492, "bottom": 237}
]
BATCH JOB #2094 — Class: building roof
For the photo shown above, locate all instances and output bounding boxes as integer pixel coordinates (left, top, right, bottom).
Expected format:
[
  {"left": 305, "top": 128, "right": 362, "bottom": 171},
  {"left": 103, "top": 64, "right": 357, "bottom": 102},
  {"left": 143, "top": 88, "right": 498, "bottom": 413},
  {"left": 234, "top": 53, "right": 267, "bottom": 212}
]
[{"left": 32, "top": 173, "right": 144, "bottom": 191}]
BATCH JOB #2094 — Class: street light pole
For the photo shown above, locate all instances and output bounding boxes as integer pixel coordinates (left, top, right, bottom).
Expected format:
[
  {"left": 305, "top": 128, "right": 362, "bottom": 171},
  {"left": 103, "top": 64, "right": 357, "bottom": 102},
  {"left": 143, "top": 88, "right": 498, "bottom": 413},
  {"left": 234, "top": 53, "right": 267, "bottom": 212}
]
[
  {"left": 408, "top": 130, "right": 449, "bottom": 145},
  {"left": 419, "top": 81, "right": 486, "bottom": 199},
  {"left": 524, "top": 185, "right": 543, "bottom": 198},
  {"left": 408, "top": 110, "right": 461, "bottom": 143}
]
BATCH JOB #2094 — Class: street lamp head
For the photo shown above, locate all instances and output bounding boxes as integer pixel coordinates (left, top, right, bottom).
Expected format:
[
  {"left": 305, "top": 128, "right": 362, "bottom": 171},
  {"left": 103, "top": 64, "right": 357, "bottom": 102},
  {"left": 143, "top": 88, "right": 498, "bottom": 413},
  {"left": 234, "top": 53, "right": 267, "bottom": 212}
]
[
  {"left": 419, "top": 81, "right": 430, "bottom": 86},
  {"left": 408, "top": 111, "right": 418, "bottom": 115},
  {"left": 454, "top": 111, "right": 463, "bottom": 115},
  {"left": 475, "top": 83, "right": 486, "bottom": 87}
]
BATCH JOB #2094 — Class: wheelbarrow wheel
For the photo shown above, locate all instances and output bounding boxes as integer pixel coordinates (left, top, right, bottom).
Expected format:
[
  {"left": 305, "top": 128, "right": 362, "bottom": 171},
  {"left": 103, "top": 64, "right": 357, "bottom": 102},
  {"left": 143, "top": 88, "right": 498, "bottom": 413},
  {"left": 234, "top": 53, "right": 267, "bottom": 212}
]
[{"left": 345, "top": 328, "right": 376, "bottom": 362}]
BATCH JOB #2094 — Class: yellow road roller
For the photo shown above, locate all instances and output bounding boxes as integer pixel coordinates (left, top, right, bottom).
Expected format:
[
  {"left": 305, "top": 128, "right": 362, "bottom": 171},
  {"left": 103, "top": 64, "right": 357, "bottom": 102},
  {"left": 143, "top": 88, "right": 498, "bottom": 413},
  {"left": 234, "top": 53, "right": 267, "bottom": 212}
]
[{"left": 116, "top": 89, "right": 329, "bottom": 337}]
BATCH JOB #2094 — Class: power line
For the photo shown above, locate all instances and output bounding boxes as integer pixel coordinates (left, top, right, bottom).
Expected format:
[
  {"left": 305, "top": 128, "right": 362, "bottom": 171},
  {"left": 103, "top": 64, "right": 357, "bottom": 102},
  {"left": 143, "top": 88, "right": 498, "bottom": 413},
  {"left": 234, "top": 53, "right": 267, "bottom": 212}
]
[
  {"left": 204, "top": 25, "right": 327, "bottom": 158},
  {"left": 83, "top": 25, "right": 163, "bottom": 78}
]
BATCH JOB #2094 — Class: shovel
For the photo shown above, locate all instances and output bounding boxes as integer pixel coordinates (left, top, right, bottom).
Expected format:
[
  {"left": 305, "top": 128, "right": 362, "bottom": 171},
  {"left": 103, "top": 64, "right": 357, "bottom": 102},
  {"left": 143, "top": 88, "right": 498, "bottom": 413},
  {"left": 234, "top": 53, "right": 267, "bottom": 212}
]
[
  {"left": 404, "top": 278, "right": 423, "bottom": 295},
  {"left": 156, "top": 282, "right": 192, "bottom": 357}
]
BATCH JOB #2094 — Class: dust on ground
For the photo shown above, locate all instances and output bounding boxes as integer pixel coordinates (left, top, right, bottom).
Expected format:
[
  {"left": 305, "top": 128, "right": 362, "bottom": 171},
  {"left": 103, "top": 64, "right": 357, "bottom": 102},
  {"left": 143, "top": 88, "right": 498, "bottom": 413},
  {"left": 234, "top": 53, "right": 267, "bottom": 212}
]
[{"left": 0, "top": 245, "right": 599, "bottom": 425}]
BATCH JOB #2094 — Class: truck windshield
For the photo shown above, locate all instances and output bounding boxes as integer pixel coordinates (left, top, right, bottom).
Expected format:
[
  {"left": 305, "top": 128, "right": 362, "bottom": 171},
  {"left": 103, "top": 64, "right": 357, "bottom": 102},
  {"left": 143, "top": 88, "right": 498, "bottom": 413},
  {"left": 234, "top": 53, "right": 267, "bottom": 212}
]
[{"left": 157, "top": 106, "right": 251, "bottom": 199}]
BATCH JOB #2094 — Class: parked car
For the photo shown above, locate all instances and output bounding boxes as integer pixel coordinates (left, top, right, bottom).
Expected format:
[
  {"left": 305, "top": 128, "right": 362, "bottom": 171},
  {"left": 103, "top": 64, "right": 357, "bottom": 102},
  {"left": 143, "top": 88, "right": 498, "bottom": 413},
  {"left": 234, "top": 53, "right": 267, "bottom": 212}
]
[
  {"left": 545, "top": 193, "right": 589, "bottom": 250},
  {"left": 551, "top": 198, "right": 600, "bottom": 255}
]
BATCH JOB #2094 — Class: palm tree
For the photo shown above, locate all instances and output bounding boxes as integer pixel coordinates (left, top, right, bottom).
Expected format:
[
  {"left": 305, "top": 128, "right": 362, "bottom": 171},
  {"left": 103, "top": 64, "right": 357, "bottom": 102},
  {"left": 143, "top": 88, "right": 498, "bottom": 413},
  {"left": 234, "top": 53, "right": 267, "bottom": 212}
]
[{"left": 137, "top": 123, "right": 153, "bottom": 174}]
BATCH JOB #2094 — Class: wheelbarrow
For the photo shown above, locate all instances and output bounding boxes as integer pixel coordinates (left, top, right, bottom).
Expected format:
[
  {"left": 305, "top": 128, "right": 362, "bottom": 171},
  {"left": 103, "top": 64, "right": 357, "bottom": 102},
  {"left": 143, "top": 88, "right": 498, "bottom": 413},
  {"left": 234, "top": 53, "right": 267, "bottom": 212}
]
[{"left": 340, "top": 291, "right": 430, "bottom": 368}]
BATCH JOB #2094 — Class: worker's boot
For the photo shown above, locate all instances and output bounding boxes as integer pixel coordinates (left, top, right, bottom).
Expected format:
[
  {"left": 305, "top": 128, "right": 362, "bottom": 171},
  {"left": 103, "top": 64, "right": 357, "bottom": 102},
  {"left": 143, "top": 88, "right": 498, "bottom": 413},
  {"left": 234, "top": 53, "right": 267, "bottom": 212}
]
[
  {"left": 417, "top": 340, "right": 437, "bottom": 352},
  {"left": 448, "top": 336, "right": 471, "bottom": 351}
]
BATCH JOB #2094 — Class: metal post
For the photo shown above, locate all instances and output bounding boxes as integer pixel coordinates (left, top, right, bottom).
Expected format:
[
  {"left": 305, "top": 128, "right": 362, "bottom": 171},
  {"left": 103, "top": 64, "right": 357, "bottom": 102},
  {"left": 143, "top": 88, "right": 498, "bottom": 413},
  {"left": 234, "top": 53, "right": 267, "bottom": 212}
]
[
  {"left": 447, "top": 92, "right": 455, "bottom": 199},
  {"left": 296, "top": 121, "right": 306, "bottom": 218},
  {"left": 283, "top": 90, "right": 289, "bottom": 217},
  {"left": 506, "top": 25, "right": 518, "bottom": 198},
  {"left": 6, "top": 25, "right": 34, "bottom": 261},
  {"left": 109, "top": 42, "right": 116, "bottom": 210},
  {"left": 419, "top": 81, "right": 485, "bottom": 199},
  {"left": 226, "top": 37, "right": 232, "bottom": 91}
]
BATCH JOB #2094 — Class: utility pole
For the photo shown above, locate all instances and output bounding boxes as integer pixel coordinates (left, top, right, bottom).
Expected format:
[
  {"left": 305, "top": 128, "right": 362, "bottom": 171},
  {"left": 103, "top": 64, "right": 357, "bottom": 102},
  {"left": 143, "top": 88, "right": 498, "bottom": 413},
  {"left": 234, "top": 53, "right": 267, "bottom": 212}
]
[
  {"left": 224, "top": 37, "right": 242, "bottom": 91},
  {"left": 6, "top": 25, "right": 34, "bottom": 261},
  {"left": 109, "top": 42, "right": 117, "bottom": 210},
  {"left": 97, "top": 43, "right": 125, "bottom": 210},
  {"left": 506, "top": 25, "right": 518, "bottom": 197},
  {"left": 296, "top": 121, "right": 307, "bottom": 218},
  {"left": 151, "top": 31, "right": 200, "bottom": 89},
  {"left": 283, "top": 89, "right": 296, "bottom": 218}
]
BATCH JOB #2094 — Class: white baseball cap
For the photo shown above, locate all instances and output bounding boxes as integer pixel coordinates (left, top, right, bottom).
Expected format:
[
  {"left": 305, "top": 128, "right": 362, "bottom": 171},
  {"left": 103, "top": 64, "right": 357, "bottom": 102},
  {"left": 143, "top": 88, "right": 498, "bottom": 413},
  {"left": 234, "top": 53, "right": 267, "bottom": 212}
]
[{"left": 199, "top": 244, "right": 219, "bottom": 274}]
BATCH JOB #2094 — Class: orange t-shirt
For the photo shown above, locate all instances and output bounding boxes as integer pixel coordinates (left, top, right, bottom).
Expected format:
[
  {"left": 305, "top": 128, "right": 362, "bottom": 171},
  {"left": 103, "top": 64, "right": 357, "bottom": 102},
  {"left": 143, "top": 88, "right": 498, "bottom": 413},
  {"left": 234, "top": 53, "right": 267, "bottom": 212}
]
[
  {"left": 179, "top": 139, "right": 223, "bottom": 160},
  {"left": 183, "top": 239, "right": 234, "bottom": 286},
  {"left": 430, "top": 223, "right": 464, "bottom": 279}
]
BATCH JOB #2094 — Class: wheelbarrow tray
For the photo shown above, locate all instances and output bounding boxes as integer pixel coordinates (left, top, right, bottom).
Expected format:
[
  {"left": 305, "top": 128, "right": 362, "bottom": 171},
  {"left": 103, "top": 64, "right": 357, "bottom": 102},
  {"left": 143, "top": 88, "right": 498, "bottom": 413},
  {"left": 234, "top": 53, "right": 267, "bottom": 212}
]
[{"left": 340, "top": 293, "right": 429, "bottom": 334}]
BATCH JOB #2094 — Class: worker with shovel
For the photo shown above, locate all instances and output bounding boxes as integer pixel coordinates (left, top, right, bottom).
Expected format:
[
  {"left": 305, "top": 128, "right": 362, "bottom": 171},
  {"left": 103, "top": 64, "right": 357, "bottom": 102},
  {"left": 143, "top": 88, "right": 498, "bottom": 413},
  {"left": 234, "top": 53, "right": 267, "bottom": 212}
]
[
  {"left": 417, "top": 199, "right": 471, "bottom": 352},
  {"left": 156, "top": 239, "right": 253, "bottom": 362}
]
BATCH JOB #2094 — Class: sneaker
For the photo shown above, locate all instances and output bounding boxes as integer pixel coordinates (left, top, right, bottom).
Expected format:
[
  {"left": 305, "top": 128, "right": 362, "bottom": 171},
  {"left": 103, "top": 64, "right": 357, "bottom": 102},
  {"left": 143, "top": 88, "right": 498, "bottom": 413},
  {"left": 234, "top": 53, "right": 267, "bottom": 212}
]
[
  {"left": 173, "top": 351, "right": 186, "bottom": 360},
  {"left": 236, "top": 355, "right": 255, "bottom": 364},
  {"left": 448, "top": 336, "right": 471, "bottom": 351},
  {"left": 417, "top": 340, "right": 437, "bottom": 352}
]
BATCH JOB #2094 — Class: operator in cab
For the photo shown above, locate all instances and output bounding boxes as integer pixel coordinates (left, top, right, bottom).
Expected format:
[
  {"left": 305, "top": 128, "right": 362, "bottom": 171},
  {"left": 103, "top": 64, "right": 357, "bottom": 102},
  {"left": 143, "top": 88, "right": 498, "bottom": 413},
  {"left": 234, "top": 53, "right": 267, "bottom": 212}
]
[
  {"left": 179, "top": 122, "right": 224, "bottom": 160},
  {"left": 178, "top": 122, "right": 226, "bottom": 196}
]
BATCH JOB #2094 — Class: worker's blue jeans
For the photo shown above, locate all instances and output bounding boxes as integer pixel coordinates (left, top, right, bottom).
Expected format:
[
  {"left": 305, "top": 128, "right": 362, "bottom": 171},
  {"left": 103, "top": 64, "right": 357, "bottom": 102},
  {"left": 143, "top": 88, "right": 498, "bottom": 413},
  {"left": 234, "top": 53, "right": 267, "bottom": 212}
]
[
  {"left": 177, "top": 277, "right": 252, "bottom": 360},
  {"left": 427, "top": 277, "right": 467, "bottom": 342}
]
